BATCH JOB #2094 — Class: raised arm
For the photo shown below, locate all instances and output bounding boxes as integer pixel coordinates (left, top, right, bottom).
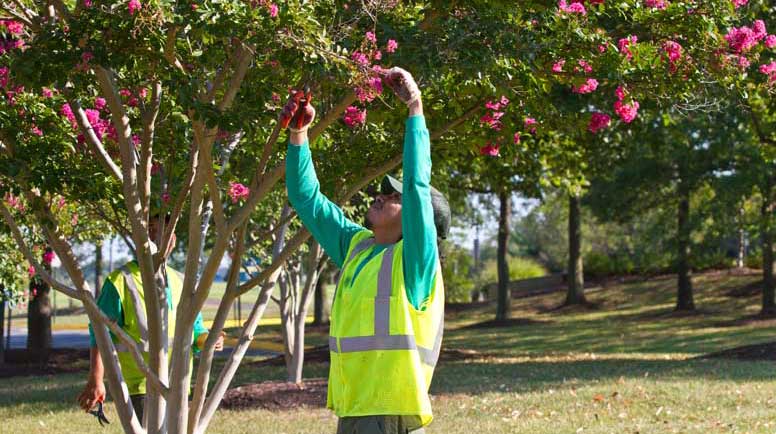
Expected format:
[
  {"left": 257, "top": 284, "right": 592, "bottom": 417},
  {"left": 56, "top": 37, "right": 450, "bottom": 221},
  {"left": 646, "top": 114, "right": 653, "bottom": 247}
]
[
  {"left": 384, "top": 68, "right": 438, "bottom": 310},
  {"left": 283, "top": 93, "right": 364, "bottom": 267}
]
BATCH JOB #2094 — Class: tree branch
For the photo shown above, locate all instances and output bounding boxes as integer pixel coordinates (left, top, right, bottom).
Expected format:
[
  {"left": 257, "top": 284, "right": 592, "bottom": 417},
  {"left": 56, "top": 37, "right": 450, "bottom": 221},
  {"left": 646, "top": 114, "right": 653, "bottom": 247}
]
[
  {"left": 309, "top": 91, "right": 358, "bottom": 141},
  {"left": 70, "top": 99, "right": 123, "bottom": 182}
]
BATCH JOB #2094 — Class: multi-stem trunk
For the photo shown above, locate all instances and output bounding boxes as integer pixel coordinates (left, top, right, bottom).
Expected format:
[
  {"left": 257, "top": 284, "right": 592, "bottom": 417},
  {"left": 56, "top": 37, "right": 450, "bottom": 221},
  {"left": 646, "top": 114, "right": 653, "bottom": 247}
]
[
  {"left": 495, "top": 191, "right": 511, "bottom": 322},
  {"left": 565, "top": 194, "right": 586, "bottom": 306},
  {"left": 676, "top": 188, "right": 695, "bottom": 311},
  {"left": 27, "top": 253, "right": 52, "bottom": 357}
]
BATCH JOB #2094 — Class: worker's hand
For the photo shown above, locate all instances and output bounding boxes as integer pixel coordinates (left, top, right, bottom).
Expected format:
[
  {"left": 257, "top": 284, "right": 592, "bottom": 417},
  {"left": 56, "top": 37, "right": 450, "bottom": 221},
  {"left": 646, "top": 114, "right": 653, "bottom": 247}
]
[
  {"left": 77, "top": 379, "right": 106, "bottom": 412},
  {"left": 214, "top": 331, "right": 225, "bottom": 352},
  {"left": 382, "top": 67, "right": 421, "bottom": 106},
  {"left": 279, "top": 89, "right": 315, "bottom": 133}
]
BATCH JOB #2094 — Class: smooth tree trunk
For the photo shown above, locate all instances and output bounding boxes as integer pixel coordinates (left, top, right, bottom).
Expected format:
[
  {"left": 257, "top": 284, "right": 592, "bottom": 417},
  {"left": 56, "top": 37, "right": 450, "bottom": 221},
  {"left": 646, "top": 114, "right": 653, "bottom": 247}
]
[
  {"left": 676, "top": 189, "right": 695, "bottom": 311},
  {"left": 312, "top": 265, "right": 330, "bottom": 326},
  {"left": 27, "top": 252, "right": 53, "bottom": 356},
  {"left": 760, "top": 183, "right": 775, "bottom": 315},
  {"left": 737, "top": 206, "right": 745, "bottom": 269},
  {"left": 495, "top": 191, "right": 511, "bottom": 322},
  {"left": 565, "top": 194, "right": 586, "bottom": 305}
]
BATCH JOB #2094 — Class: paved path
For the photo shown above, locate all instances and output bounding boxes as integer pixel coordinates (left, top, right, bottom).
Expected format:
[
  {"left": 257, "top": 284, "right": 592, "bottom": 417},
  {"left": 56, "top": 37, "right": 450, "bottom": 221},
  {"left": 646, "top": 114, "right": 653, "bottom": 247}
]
[{"left": 7, "top": 328, "right": 278, "bottom": 358}]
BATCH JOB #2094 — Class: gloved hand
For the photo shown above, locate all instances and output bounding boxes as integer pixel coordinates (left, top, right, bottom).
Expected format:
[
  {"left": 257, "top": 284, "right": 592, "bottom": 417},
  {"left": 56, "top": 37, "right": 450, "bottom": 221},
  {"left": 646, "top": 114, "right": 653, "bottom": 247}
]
[
  {"left": 279, "top": 88, "right": 315, "bottom": 133},
  {"left": 382, "top": 67, "right": 421, "bottom": 106}
]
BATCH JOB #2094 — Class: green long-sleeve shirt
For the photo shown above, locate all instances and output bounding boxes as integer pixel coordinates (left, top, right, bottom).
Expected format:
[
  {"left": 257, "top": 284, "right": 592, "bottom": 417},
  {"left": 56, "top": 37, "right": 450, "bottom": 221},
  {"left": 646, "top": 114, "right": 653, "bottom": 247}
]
[
  {"left": 286, "top": 115, "right": 438, "bottom": 309},
  {"left": 88, "top": 264, "right": 208, "bottom": 350}
]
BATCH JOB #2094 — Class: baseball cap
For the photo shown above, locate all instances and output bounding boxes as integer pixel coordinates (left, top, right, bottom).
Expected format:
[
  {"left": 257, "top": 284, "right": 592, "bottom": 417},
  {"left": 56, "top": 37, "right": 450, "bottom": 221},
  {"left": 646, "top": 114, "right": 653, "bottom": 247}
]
[{"left": 380, "top": 175, "right": 451, "bottom": 239}]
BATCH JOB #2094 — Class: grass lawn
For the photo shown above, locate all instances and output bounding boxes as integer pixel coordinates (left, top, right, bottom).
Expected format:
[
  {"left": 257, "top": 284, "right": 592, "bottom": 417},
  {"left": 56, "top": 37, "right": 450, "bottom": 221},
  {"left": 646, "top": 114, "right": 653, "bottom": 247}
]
[{"left": 2, "top": 270, "right": 775, "bottom": 433}]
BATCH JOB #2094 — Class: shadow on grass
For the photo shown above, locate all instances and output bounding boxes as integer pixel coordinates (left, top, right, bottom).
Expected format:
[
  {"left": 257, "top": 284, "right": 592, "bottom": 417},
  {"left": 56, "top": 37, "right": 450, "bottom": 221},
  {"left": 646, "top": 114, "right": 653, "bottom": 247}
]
[{"left": 431, "top": 356, "right": 775, "bottom": 396}]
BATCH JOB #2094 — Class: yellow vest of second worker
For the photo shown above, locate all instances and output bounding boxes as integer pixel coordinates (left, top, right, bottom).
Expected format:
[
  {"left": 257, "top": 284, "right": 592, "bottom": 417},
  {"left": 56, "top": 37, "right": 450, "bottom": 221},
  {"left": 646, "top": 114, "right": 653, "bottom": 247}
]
[
  {"left": 108, "top": 261, "right": 184, "bottom": 395},
  {"left": 328, "top": 230, "right": 445, "bottom": 427}
]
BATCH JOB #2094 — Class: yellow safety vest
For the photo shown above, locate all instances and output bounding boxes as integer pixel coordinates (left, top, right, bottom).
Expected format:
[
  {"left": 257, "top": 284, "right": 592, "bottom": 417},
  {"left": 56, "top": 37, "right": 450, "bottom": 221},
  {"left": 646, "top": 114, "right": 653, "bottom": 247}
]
[
  {"left": 328, "top": 230, "right": 445, "bottom": 427},
  {"left": 108, "top": 261, "right": 184, "bottom": 395}
]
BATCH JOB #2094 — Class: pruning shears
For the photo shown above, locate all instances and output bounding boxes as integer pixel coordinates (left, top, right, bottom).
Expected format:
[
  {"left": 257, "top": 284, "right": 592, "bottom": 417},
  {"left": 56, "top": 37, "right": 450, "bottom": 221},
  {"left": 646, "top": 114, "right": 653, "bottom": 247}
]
[
  {"left": 279, "top": 84, "right": 313, "bottom": 129},
  {"left": 89, "top": 401, "right": 111, "bottom": 427}
]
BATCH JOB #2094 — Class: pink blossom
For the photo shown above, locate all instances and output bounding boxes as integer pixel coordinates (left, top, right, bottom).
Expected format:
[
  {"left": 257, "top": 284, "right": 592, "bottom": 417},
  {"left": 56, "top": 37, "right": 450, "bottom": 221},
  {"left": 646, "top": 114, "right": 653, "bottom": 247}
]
[
  {"left": 57, "top": 197, "right": 66, "bottom": 209},
  {"left": 552, "top": 59, "right": 566, "bottom": 73},
  {"left": 1, "top": 20, "right": 24, "bottom": 35},
  {"left": 597, "top": 44, "right": 607, "bottom": 53},
  {"left": 131, "top": 134, "right": 141, "bottom": 146},
  {"left": 84, "top": 0, "right": 93, "bottom": 6},
  {"left": 500, "top": 96, "right": 510, "bottom": 106},
  {"left": 228, "top": 182, "right": 250, "bottom": 204},
  {"left": 351, "top": 51, "right": 370, "bottom": 67},
  {"left": 31, "top": 125, "right": 43, "bottom": 136},
  {"left": 119, "top": 89, "right": 132, "bottom": 98},
  {"left": 343, "top": 106, "right": 367, "bottom": 128},
  {"left": 94, "top": 97, "right": 107, "bottom": 110},
  {"left": 28, "top": 265, "right": 35, "bottom": 278},
  {"left": 42, "top": 87, "right": 54, "bottom": 98},
  {"left": 485, "top": 100, "right": 502, "bottom": 111},
  {"left": 558, "top": 0, "right": 586, "bottom": 15},
  {"left": 480, "top": 113, "right": 502, "bottom": 130},
  {"left": 725, "top": 24, "right": 764, "bottom": 54},
  {"left": 386, "top": 39, "right": 398, "bottom": 53},
  {"left": 161, "top": 192, "right": 171, "bottom": 203},
  {"left": 731, "top": 0, "right": 747, "bottom": 8},
  {"left": 766, "top": 35, "right": 776, "bottom": 49},
  {"left": 268, "top": 3, "right": 278, "bottom": 18},
  {"left": 737, "top": 55, "right": 751, "bottom": 70},
  {"left": 588, "top": 112, "right": 611, "bottom": 133},
  {"left": 513, "top": 132, "right": 521, "bottom": 144},
  {"left": 578, "top": 59, "right": 593, "bottom": 73},
  {"left": 42, "top": 250, "right": 56, "bottom": 265},
  {"left": 572, "top": 78, "right": 599, "bottom": 94},
  {"left": 644, "top": 0, "right": 668, "bottom": 9},
  {"left": 618, "top": 35, "right": 638, "bottom": 60},
  {"left": 614, "top": 99, "right": 639, "bottom": 123},
  {"left": 369, "top": 76, "right": 383, "bottom": 93},
  {"left": 373, "top": 50, "right": 382, "bottom": 61},
  {"left": 479, "top": 143, "right": 500, "bottom": 157},
  {"left": 71, "top": 213, "right": 79, "bottom": 226},
  {"left": 5, "top": 193, "right": 24, "bottom": 212},
  {"left": 753, "top": 20, "right": 767, "bottom": 40},
  {"left": 138, "top": 88, "right": 148, "bottom": 98},
  {"left": 60, "top": 103, "right": 77, "bottom": 127},
  {"left": 128, "top": 0, "right": 141, "bottom": 15},
  {"left": 615, "top": 85, "right": 626, "bottom": 101},
  {"left": 0, "top": 67, "right": 8, "bottom": 88},
  {"left": 760, "top": 61, "right": 776, "bottom": 83},
  {"left": 365, "top": 31, "right": 377, "bottom": 43},
  {"left": 524, "top": 117, "right": 537, "bottom": 127},
  {"left": 662, "top": 40, "right": 682, "bottom": 63}
]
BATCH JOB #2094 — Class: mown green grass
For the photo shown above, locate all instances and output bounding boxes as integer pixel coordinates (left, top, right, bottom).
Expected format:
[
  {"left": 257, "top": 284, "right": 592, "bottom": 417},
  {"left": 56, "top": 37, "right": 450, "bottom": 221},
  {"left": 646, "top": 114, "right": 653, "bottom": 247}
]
[{"left": 2, "top": 270, "right": 775, "bottom": 433}]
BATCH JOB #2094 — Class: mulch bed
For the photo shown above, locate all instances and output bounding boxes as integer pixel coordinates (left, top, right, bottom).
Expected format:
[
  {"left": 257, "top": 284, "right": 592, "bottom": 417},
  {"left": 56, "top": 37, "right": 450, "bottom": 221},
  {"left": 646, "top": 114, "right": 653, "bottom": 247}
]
[
  {"left": 220, "top": 378, "right": 328, "bottom": 411},
  {"left": 699, "top": 341, "right": 776, "bottom": 362},
  {"left": 460, "top": 318, "right": 551, "bottom": 329},
  {"left": 0, "top": 348, "right": 90, "bottom": 378}
]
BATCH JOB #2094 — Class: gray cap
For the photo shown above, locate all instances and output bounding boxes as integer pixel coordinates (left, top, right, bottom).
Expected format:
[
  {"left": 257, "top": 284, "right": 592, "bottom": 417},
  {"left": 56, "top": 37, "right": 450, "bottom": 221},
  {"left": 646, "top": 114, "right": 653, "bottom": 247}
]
[{"left": 381, "top": 175, "right": 451, "bottom": 239}]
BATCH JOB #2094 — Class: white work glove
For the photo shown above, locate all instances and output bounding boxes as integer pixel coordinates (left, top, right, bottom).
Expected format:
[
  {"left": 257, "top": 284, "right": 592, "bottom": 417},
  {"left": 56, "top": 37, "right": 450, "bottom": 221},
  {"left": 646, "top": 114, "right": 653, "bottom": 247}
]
[{"left": 383, "top": 67, "right": 421, "bottom": 106}]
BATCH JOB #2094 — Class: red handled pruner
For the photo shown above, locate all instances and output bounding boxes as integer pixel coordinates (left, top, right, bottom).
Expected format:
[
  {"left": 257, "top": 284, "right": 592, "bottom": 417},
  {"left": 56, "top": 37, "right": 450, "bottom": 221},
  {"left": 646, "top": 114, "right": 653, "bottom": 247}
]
[{"left": 279, "top": 84, "right": 312, "bottom": 129}]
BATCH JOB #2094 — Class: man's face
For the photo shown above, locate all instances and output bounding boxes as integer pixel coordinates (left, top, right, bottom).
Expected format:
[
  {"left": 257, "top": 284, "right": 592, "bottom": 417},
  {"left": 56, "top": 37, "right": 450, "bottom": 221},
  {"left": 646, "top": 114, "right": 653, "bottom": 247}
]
[{"left": 366, "top": 191, "right": 402, "bottom": 230}]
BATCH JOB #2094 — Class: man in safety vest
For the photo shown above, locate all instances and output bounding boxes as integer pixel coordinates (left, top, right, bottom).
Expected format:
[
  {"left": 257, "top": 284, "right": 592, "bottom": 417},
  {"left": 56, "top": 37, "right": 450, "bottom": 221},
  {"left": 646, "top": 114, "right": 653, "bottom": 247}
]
[
  {"left": 282, "top": 67, "right": 449, "bottom": 434},
  {"left": 77, "top": 216, "right": 224, "bottom": 421}
]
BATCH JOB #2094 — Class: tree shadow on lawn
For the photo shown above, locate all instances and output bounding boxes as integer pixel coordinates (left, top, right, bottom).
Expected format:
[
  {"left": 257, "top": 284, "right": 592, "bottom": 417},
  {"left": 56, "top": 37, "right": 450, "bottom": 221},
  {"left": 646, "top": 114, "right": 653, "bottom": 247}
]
[{"left": 430, "top": 356, "right": 775, "bottom": 396}]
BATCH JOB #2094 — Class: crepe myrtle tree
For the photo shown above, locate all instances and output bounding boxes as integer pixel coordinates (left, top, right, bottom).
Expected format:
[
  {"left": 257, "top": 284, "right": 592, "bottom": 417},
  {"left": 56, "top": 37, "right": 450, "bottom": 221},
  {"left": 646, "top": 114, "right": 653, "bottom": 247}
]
[{"left": 0, "top": 2, "right": 489, "bottom": 434}]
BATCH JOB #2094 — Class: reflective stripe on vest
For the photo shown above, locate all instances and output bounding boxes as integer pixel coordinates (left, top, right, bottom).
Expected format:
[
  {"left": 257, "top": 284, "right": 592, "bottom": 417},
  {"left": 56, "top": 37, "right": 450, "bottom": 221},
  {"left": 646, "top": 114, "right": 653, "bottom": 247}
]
[{"left": 328, "top": 239, "right": 443, "bottom": 367}]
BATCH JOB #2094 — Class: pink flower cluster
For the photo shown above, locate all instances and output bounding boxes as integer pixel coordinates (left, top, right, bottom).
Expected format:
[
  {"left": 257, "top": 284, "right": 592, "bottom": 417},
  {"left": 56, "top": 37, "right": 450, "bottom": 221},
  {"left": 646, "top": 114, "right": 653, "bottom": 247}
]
[
  {"left": 42, "top": 250, "right": 56, "bottom": 265},
  {"left": 588, "top": 112, "right": 611, "bottom": 133},
  {"left": 0, "top": 67, "right": 8, "bottom": 88},
  {"left": 559, "top": 0, "right": 586, "bottom": 15},
  {"left": 572, "top": 78, "right": 599, "bottom": 94},
  {"left": 479, "top": 142, "right": 500, "bottom": 157},
  {"left": 480, "top": 96, "right": 509, "bottom": 131},
  {"left": 61, "top": 99, "right": 120, "bottom": 145},
  {"left": 128, "top": 0, "right": 141, "bottom": 15},
  {"left": 767, "top": 35, "right": 776, "bottom": 49},
  {"left": 644, "top": 0, "right": 668, "bottom": 9},
  {"left": 228, "top": 182, "right": 250, "bottom": 203},
  {"left": 552, "top": 59, "right": 566, "bottom": 73},
  {"left": 618, "top": 35, "right": 638, "bottom": 61},
  {"left": 725, "top": 20, "right": 768, "bottom": 54},
  {"left": 343, "top": 106, "right": 367, "bottom": 128},
  {"left": 662, "top": 40, "right": 683, "bottom": 72},
  {"left": 355, "top": 70, "right": 384, "bottom": 103},
  {"left": 613, "top": 85, "right": 639, "bottom": 123},
  {"left": 760, "top": 61, "right": 776, "bottom": 84},
  {"left": 731, "top": 0, "right": 748, "bottom": 8},
  {"left": 386, "top": 39, "right": 398, "bottom": 53},
  {"left": 0, "top": 20, "right": 24, "bottom": 34},
  {"left": 4, "top": 192, "right": 25, "bottom": 212},
  {"left": 576, "top": 59, "right": 593, "bottom": 73}
]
